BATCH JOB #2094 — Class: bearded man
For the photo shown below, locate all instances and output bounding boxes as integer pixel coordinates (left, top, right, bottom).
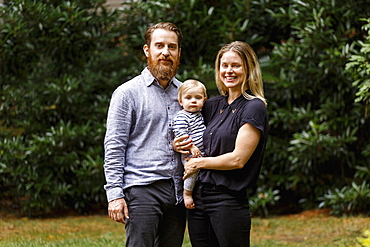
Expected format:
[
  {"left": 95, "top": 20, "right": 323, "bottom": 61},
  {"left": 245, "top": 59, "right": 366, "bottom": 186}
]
[{"left": 103, "top": 22, "right": 186, "bottom": 247}]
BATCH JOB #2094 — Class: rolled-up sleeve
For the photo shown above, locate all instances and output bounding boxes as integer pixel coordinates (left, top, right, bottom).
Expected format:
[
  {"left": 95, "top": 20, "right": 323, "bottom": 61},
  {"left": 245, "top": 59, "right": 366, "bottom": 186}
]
[{"left": 103, "top": 86, "right": 132, "bottom": 202}]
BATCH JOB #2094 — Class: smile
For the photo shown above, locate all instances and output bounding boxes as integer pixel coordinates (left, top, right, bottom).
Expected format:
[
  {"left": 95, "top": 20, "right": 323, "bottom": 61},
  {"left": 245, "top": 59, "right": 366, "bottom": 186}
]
[{"left": 225, "top": 76, "right": 237, "bottom": 80}]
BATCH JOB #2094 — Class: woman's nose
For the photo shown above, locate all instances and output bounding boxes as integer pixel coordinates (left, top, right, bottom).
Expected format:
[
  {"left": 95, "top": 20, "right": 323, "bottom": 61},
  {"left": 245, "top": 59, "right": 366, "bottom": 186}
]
[{"left": 226, "top": 66, "right": 233, "bottom": 73}]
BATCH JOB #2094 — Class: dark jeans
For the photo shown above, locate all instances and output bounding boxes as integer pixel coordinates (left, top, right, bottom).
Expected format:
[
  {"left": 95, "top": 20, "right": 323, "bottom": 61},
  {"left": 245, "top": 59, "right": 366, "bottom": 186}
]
[
  {"left": 124, "top": 179, "right": 186, "bottom": 247},
  {"left": 188, "top": 183, "right": 251, "bottom": 247}
]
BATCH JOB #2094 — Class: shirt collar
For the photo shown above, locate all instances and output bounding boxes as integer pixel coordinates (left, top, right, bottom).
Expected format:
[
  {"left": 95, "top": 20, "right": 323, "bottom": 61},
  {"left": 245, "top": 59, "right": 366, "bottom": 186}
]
[{"left": 142, "top": 67, "right": 181, "bottom": 88}]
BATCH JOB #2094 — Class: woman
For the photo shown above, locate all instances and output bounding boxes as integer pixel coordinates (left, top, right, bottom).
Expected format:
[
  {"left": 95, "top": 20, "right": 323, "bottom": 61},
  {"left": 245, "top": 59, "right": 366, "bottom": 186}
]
[{"left": 174, "top": 41, "right": 268, "bottom": 247}]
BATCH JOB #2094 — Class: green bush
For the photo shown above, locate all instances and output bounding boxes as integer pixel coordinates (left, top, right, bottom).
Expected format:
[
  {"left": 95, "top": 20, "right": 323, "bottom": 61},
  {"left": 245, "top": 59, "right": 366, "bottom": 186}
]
[
  {"left": 249, "top": 186, "right": 280, "bottom": 217},
  {"left": 346, "top": 18, "right": 370, "bottom": 117},
  {"left": 0, "top": 0, "right": 126, "bottom": 215},
  {"left": 262, "top": 0, "right": 370, "bottom": 211},
  {"left": 319, "top": 181, "right": 370, "bottom": 216},
  {"left": 1, "top": 0, "right": 369, "bottom": 216}
]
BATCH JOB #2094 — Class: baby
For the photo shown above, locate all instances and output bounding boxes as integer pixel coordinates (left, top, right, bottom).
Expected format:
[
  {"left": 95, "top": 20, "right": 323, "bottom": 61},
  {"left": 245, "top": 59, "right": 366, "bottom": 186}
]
[{"left": 172, "top": 79, "right": 207, "bottom": 209}]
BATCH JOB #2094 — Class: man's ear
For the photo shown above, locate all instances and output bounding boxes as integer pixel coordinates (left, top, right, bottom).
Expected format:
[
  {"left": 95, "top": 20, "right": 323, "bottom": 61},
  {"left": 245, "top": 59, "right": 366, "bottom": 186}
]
[{"left": 143, "top": 44, "right": 149, "bottom": 57}]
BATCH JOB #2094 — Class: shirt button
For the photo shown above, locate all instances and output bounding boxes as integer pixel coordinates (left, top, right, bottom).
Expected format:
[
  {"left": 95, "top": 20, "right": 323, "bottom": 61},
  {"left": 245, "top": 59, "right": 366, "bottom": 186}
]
[{"left": 168, "top": 107, "right": 170, "bottom": 110}]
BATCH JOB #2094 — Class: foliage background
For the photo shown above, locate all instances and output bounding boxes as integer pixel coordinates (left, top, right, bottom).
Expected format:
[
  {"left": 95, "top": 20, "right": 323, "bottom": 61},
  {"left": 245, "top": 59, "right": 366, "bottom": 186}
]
[{"left": 0, "top": 0, "right": 369, "bottom": 216}]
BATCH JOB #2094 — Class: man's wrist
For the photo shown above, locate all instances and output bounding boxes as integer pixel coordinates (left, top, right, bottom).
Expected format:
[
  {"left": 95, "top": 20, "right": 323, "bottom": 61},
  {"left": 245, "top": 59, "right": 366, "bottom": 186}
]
[{"left": 106, "top": 187, "right": 125, "bottom": 202}]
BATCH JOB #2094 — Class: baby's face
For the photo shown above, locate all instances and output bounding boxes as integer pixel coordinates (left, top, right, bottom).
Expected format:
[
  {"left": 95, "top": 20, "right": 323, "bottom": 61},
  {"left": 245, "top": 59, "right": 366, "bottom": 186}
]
[{"left": 180, "top": 87, "right": 206, "bottom": 113}]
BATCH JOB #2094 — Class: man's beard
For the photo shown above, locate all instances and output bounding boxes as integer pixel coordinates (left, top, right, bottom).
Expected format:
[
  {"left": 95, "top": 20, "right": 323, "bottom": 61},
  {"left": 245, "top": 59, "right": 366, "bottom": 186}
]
[{"left": 147, "top": 55, "right": 180, "bottom": 82}]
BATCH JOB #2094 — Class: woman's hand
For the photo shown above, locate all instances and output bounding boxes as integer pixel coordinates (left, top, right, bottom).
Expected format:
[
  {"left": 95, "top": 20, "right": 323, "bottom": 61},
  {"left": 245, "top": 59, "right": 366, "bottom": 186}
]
[
  {"left": 173, "top": 135, "right": 193, "bottom": 154},
  {"left": 183, "top": 157, "right": 202, "bottom": 180}
]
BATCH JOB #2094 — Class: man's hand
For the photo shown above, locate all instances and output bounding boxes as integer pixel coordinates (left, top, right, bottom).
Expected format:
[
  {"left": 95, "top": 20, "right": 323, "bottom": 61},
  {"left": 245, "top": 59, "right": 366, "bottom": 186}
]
[
  {"left": 173, "top": 135, "right": 193, "bottom": 154},
  {"left": 108, "top": 198, "right": 129, "bottom": 224}
]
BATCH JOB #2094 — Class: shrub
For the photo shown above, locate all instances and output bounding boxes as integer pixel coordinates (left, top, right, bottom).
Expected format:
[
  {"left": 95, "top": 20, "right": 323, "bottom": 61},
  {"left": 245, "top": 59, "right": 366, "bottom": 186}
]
[
  {"left": 1, "top": 0, "right": 369, "bottom": 216},
  {"left": 249, "top": 186, "right": 280, "bottom": 217},
  {"left": 0, "top": 0, "right": 126, "bottom": 215},
  {"left": 262, "top": 0, "right": 370, "bottom": 211},
  {"left": 319, "top": 181, "right": 370, "bottom": 216}
]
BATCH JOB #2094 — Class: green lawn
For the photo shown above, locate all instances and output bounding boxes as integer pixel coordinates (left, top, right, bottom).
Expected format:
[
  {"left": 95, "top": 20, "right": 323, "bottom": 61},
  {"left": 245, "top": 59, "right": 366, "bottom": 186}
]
[{"left": 1, "top": 210, "right": 369, "bottom": 246}]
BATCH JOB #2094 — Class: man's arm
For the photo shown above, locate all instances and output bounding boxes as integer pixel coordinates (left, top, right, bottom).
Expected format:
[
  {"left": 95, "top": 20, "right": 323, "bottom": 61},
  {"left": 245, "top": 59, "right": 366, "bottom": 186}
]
[{"left": 104, "top": 87, "right": 132, "bottom": 222}]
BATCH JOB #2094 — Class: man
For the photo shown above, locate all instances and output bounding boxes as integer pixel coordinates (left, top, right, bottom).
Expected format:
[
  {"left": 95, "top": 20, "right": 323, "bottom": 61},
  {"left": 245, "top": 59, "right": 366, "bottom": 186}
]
[{"left": 103, "top": 22, "right": 185, "bottom": 247}]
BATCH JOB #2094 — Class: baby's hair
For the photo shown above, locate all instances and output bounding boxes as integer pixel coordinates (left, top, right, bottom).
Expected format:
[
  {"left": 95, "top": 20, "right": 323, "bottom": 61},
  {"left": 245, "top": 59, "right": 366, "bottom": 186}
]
[{"left": 178, "top": 79, "right": 207, "bottom": 103}]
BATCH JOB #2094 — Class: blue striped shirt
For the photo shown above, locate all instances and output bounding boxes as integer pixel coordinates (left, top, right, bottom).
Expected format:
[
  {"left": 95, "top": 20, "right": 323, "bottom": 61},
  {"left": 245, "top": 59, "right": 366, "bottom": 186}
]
[
  {"left": 103, "top": 67, "right": 183, "bottom": 203},
  {"left": 172, "top": 110, "right": 205, "bottom": 155}
]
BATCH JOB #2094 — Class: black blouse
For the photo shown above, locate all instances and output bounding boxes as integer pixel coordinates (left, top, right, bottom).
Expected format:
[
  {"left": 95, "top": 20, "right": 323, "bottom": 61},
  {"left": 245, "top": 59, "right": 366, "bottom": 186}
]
[{"left": 199, "top": 93, "right": 268, "bottom": 193}]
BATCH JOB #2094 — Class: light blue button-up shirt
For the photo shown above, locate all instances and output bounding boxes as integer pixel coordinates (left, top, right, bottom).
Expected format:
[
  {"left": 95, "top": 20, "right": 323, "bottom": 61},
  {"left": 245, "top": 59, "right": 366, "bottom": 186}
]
[{"left": 104, "top": 67, "right": 183, "bottom": 204}]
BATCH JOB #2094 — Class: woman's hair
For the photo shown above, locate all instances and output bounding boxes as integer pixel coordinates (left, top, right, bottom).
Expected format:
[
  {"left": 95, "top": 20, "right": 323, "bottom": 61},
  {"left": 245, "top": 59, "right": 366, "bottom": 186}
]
[
  {"left": 215, "top": 41, "right": 267, "bottom": 106},
  {"left": 145, "top": 22, "right": 183, "bottom": 48},
  {"left": 178, "top": 79, "right": 207, "bottom": 102}
]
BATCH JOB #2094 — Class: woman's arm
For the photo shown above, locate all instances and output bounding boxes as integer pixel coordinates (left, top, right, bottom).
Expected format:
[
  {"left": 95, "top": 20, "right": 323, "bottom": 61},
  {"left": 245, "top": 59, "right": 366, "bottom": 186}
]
[{"left": 183, "top": 123, "right": 261, "bottom": 179}]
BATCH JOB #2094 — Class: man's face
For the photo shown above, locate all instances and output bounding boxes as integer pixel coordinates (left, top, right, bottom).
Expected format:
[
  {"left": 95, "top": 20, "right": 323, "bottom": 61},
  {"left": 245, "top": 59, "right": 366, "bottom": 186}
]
[{"left": 144, "top": 29, "right": 181, "bottom": 83}]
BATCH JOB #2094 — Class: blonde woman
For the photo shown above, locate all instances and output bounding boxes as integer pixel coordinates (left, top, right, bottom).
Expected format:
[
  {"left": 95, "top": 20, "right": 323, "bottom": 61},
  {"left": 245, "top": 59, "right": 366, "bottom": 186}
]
[{"left": 174, "top": 41, "right": 268, "bottom": 247}]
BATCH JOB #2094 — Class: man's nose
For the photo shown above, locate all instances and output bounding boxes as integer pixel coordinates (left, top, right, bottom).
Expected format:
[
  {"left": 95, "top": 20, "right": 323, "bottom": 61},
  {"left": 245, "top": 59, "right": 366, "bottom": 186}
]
[{"left": 162, "top": 46, "right": 169, "bottom": 56}]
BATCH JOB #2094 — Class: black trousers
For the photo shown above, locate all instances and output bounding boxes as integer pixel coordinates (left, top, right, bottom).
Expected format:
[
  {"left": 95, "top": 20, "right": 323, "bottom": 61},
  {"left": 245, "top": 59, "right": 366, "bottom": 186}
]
[
  {"left": 124, "top": 179, "right": 186, "bottom": 247},
  {"left": 188, "top": 183, "right": 251, "bottom": 247}
]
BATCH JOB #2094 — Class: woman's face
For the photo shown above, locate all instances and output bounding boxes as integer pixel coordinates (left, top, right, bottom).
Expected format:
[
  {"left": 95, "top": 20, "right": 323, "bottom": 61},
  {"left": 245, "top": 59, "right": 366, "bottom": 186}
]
[{"left": 219, "top": 51, "right": 245, "bottom": 91}]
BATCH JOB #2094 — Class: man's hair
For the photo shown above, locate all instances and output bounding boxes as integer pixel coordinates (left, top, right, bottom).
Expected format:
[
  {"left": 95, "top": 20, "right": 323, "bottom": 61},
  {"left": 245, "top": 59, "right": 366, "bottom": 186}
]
[
  {"left": 215, "top": 41, "right": 267, "bottom": 106},
  {"left": 178, "top": 79, "right": 207, "bottom": 103},
  {"left": 145, "top": 22, "right": 183, "bottom": 48}
]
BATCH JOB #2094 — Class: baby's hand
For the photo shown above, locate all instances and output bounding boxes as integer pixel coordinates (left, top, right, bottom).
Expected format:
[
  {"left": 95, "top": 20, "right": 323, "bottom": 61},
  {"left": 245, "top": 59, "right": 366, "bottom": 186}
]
[{"left": 190, "top": 146, "right": 202, "bottom": 158}]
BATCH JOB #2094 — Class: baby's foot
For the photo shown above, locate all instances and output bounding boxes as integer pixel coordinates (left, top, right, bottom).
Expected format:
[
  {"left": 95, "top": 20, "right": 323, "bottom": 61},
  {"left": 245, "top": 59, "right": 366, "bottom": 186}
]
[{"left": 184, "top": 193, "right": 195, "bottom": 209}]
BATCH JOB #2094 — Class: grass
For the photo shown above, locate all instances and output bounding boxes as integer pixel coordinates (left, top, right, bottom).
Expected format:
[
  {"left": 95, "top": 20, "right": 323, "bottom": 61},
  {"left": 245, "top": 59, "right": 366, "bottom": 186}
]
[{"left": 0, "top": 209, "right": 369, "bottom": 246}]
